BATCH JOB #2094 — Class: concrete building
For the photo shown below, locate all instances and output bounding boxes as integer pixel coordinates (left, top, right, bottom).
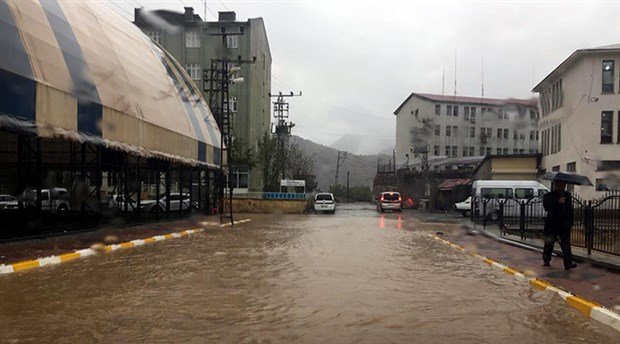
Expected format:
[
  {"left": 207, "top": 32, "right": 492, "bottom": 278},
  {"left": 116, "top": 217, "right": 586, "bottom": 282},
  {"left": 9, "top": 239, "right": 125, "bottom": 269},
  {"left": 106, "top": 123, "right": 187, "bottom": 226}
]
[
  {"left": 471, "top": 154, "right": 541, "bottom": 181},
  {"left": 133, "top": 7, "right": 272, "bottom": 191},
  {"left": 394, "top": 93, "right": 539, "bottom": 169},
  {"left": 533, "top": 44, "right": 620, "bottom": 199}
]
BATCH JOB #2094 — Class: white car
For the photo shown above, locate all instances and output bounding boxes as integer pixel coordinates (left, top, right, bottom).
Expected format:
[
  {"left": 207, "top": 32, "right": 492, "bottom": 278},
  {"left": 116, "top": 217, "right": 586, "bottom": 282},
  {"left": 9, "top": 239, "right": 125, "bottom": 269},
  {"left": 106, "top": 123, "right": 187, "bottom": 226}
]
[
  {"left": 140, "top": 193, "right": 191, "bottom": 213},
  {"left": 0, "top": 194, "right": 19, "bottom": 210},
  {"left": 314, "top": 193, "right": 336, "bottom": 214},
  {"left": 454, "top": 196, "right": 472, "bottom": 217},
  {"left": 21, "top": 188, "right": 71, "bottom": 212},
  {"left": 377, "top": 191, "right": 402, "bottom": 212}
]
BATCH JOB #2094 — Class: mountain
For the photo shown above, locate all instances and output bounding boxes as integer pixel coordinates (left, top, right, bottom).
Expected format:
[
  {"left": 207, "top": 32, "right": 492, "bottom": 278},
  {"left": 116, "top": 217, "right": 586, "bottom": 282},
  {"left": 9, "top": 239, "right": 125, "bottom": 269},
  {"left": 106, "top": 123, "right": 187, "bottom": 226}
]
[
  {"left": 291, "top": 136, "right": 388, "bottom": 191},
  {"left": 330, "top": 134, "right": 394, "bottom": 155}
]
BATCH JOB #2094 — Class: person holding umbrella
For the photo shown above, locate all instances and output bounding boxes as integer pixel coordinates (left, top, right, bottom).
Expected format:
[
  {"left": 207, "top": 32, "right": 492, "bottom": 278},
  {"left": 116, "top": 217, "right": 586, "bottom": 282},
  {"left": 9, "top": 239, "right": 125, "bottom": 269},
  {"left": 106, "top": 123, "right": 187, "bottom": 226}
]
[{"left": 541, "top": 171, "right": 593, "bottom": 269}]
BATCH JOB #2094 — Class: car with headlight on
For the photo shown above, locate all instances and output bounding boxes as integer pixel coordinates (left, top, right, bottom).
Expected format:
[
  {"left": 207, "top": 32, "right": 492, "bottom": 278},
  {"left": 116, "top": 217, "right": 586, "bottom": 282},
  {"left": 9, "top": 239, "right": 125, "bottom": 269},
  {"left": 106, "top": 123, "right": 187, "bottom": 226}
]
[{"left": 377, "top": 191, "right": 402, "bottom": 212}]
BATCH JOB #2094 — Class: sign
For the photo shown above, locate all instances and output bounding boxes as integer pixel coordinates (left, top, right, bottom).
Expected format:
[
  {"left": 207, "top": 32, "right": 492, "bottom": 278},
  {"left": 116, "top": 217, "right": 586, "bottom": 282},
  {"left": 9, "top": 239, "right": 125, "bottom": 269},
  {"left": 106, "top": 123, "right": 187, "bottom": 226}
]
[{"left": 280, "top": 179, "right": 305, "bottom": 187}]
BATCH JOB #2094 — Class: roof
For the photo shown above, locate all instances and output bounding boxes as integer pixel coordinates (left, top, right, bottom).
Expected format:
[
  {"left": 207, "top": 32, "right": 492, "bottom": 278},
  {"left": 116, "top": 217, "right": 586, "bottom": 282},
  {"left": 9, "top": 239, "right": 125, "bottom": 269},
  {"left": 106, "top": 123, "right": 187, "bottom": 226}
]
[
  {"left": 438, "top": 178, "right": 472, "bottom": 191},
  {"left": 533, "top": 44, "right": 620, "bottom": 92},
  {"left": 393, "top": 92, "right": 537, "bottom": 115},
  {"left": 1, "top": 0, "right": 221, "bottom": 167}
]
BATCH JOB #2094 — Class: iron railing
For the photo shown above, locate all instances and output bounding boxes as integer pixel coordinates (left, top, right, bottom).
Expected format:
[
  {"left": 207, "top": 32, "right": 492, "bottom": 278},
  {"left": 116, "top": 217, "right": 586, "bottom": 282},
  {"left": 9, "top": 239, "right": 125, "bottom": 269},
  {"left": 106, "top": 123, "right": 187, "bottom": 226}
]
[{"left": 471, "top": 191, "right": 620, "bottom": 256}]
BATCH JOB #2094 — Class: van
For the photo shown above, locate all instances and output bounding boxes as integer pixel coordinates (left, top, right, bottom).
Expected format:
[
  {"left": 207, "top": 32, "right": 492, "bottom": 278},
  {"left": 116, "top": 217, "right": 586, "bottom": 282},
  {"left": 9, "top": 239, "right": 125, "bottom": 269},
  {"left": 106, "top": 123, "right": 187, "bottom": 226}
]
[{"left": 471, "top": 180, "right": 549, "bottom": 221}]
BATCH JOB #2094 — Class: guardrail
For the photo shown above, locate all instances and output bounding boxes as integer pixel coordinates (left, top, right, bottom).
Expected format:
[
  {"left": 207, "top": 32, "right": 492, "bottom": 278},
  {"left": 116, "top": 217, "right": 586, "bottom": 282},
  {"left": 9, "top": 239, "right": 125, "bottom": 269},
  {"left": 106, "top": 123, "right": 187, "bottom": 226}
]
[
  {"left": 471, "top": 191, "right": 620, "bottom": 256},
  {"left": 231, "top": 192, "right": 307, "bottom": 200}
]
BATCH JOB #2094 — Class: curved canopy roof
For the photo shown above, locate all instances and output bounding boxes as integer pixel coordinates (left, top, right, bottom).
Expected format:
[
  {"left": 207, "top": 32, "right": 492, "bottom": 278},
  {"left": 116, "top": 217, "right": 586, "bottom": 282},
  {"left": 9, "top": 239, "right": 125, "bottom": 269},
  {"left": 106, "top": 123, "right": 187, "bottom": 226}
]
[{"left": 0, "top": 0, "right": 222, "bottom": 167}]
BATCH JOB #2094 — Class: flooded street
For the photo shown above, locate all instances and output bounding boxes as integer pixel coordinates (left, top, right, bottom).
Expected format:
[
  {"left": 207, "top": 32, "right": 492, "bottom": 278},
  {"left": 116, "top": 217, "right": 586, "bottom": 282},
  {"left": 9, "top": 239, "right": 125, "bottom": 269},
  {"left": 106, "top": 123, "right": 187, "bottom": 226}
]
[{"left": 0, "top": 204, "right": 616, "bottom": 343}]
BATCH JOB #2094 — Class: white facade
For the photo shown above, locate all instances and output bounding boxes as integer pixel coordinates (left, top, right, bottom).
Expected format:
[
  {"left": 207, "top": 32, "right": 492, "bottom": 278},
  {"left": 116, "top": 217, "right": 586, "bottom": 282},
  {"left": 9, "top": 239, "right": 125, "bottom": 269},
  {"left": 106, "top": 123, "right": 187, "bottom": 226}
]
[
  {"left": 394, "top": 93, "right": 538, "bottom": 168},
  {"left": 533, "top": 44, "right": 620, "bottom": 199}
]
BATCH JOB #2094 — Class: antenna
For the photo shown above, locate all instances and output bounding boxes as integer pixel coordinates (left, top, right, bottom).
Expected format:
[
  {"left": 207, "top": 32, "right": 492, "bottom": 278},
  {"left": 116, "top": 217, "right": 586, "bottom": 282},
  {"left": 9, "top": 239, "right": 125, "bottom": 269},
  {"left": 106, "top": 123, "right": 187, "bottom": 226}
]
[
  {"left": 481, "top": 56, "right": 485, "bottom": 98},
  {"left": 454, "top": 48, "right": 457, "bottom": 97}
]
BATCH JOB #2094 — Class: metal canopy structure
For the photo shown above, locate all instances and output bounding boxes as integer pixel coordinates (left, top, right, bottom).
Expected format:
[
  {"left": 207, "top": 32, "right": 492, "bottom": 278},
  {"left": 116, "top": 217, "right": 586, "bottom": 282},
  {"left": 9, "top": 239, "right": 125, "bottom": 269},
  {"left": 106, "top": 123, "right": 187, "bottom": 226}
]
[{"left": 0, "top": 0, "right": 224, "bottom": 239}]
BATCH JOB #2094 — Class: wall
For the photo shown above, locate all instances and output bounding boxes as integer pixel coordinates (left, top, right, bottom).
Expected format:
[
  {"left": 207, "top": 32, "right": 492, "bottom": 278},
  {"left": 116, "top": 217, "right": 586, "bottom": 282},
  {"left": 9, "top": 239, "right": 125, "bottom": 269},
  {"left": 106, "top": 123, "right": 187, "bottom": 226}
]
[
  {"left": 539, "top": 52, "right": 620, "bottom": 199},
  {"left": 226, "top": 198, "right": 306, "bottom": 214}
]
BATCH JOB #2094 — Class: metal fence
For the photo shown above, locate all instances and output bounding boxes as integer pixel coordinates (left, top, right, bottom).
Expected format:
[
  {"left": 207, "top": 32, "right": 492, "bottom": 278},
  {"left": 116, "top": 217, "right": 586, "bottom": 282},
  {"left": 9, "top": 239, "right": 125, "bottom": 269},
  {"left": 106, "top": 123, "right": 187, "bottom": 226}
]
[
  {"left": 472, "top": 191, "right": 620, "bottom": 256},
  {"left": 231, "top": 191, "right": 307, "bottom": 200}
]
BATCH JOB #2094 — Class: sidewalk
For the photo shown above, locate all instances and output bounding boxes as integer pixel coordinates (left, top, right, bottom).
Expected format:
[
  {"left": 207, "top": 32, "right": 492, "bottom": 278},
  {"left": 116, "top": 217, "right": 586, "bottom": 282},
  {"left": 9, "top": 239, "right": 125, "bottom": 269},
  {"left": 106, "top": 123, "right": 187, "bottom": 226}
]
[
  {"left": 0, "top": 215, "right": 220, "bottom": 265},
  {"left": 440, "top": 224, "right": 620, "bottom": 310},
  {"left": 479, "top": 224, "right": 620, "bottom": 271}
]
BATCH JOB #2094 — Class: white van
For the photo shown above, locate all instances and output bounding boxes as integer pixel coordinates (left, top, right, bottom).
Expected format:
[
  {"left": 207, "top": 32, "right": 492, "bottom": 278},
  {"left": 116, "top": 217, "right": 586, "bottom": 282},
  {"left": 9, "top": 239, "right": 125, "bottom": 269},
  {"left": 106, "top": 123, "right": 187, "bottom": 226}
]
[{"left": 471, "top": 180, "right": 549, "bottom": 221}]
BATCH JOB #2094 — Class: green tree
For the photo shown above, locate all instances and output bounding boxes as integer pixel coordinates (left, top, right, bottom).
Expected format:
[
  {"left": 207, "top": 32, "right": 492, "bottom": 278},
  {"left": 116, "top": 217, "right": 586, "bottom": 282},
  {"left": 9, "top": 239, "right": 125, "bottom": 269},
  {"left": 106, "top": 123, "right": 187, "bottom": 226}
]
[{"left": 257, "top": 133, "right": 316, "bottom": 192}]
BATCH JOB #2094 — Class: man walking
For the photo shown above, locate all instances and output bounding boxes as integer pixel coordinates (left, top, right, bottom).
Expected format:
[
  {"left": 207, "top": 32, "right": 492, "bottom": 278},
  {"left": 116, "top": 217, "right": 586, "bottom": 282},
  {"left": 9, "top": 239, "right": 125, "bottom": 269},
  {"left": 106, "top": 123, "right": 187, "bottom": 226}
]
[{"left": 542, "top": 180, "right": 577, "bottom": 270}]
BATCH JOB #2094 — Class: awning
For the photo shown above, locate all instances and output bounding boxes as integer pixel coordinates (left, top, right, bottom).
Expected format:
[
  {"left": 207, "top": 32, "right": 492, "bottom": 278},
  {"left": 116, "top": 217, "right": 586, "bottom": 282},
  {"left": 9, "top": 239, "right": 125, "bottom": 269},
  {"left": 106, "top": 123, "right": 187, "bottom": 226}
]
[{"left": 438, "top": 178, "right": 472, "bottom": 191}]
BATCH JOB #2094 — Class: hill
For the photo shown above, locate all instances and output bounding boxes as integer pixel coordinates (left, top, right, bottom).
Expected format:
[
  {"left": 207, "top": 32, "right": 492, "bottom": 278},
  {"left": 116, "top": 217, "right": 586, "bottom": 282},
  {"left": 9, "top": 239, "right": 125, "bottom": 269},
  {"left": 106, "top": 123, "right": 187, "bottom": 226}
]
[{"left": 291, "top": 136, "right": 388, "bottom": 191}]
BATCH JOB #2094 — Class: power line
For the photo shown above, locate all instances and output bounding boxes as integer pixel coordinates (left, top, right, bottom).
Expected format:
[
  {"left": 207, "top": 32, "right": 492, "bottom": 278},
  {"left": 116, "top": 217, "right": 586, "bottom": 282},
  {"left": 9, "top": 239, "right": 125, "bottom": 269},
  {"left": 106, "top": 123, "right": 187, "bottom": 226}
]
[
  {"left": 219, "top": 0, "right": 230, "bottom": 11},
  {"left": 107, "top": 1, "right": 133, "bottom": 20}
]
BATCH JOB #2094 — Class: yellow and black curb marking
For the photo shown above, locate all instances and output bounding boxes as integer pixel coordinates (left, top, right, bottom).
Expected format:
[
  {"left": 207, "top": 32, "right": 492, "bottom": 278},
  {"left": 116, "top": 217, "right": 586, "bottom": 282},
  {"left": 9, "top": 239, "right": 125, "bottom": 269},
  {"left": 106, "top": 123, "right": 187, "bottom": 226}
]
[
  {"left": 430, "top": 233, "right": 620, "bottom": 332},
  {"left": 0, "top": 219, "right": 252, "bottom": 275}
]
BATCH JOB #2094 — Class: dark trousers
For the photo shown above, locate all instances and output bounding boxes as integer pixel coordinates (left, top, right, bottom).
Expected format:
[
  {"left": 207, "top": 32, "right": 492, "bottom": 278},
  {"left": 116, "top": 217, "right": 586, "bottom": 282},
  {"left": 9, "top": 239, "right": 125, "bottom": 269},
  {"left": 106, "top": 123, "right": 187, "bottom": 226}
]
[{"left": 542, "top": 231, "right": 573, "bottom": 268}]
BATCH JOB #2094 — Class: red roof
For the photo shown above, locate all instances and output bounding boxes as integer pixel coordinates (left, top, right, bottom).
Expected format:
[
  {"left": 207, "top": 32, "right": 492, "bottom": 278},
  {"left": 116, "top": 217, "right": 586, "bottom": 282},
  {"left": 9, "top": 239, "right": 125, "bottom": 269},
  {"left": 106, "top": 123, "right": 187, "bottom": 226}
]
[
  {"left": 394, "top": 92, "right": 537, "bottom": 114},
  {"left": 438, "top": 178, "right": 472, "bottom": 191}
]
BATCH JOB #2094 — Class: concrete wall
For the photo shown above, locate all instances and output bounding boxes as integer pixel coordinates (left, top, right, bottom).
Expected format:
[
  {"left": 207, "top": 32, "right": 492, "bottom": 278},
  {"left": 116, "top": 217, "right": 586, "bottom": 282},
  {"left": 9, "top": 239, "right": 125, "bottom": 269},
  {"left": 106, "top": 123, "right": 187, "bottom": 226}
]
[
  {"left": 226, "top": 199, "right": 306, "bottom": 214},
  {"left": 538, "top": 52, "right": 620, "bottom": 199}
]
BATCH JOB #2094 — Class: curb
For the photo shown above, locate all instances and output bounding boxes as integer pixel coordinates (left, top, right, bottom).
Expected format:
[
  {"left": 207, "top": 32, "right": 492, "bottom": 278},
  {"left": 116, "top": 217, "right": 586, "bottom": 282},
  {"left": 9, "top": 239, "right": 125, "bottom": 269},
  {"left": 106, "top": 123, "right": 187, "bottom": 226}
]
[
  {"left": 0, "top": 228, "right": 205, "bottom": 275},
  {"left": 430, "top": 233, "right": 620, "bottom": 332}
]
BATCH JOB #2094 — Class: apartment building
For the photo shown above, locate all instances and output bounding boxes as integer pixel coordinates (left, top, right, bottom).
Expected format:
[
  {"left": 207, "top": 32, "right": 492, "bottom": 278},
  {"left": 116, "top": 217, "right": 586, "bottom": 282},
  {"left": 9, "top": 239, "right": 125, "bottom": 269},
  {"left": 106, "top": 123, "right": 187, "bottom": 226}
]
[
  {"left": 533, "top": 44, "right": 620, "bottom": 198},
  {"left": 394, "top": 93, "right": 539, "bottom": 168},
  {"left": 134, "top": 8, "right": 272, "bottom": 191}
]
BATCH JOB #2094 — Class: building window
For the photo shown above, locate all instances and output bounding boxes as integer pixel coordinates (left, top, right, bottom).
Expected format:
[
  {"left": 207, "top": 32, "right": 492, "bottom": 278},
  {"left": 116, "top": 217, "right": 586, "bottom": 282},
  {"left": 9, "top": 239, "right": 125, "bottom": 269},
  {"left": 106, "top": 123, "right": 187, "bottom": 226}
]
[
  {"left": 435, "top": 104, "right": 441, "bottom": 115},
  {"left": 529, "top": 110, "right": 536, "bottom": 120},
  {"left": 185, "top": 64, "right": 201, "bottom": 80},
  {"left": 470, "top": 127, "right": 475, "bottom": 138},
  {"left": 451, "top": 146, "right": 458, "bottom": 157},
  {"left": 518, "top": 149, "right": 525, "bottom": 154},
  {"left": 452, "top": 126, "right": 458, "bottom": 137},
  {"left": 433, "top": 145, "right": 439, "bottom": 155},
  {"left": 231, "top": 168, "right": 249, "bottom": 189},
  {"left": 520, "top": 132, "right": 525, "bottom": 140},
  {"left": 470, "top": 107, "right": 476, "bottom": 123},
  {"left": 486, "top": 147, "right": 492, "bottom": 155},
  {"left": 453, "top": 106, "right": 459, "bottom": 117},
  {"left": 469, "top": 147, "right": 474, "bottom": 156},
  {"left": 185, "top": 31, "right": 200, "bottom": 48},
  {"left": 446, "top": 105, "right": 452, "bottom": 116},
  {"left": 227, "top": 35, "right": 239, "bottom": 49},
  {"left": 464, "top": 106, "right": 470, "bottom": 120},
  {"left": 552, "top": 165, "right": 560, "bottom": 172},
  {"left": 434, "top": 125, "right": 440, "bottom": 136},
  {"left": 498, "top": 108, "right": 504, "bottom": 120},
  {"left": 602, "top": 60, "right": 615, "bottom": 93},
  {"left": 529, "top": 130, "right": 535, "bottom": 140},
  {"left": 567, "top": 162, "right": 576, "bottom": 172},
  {"left": 496, "top": 148, "right": 501, "bottom": 155},
  {"left": 601, "top": 111, "right": 613, "bottom": 144},
  {"left": 147, "top": 30, "right": 163, "bottom": 44},
  {"left": 497, "top": 128, "right": 502, "bottom": 139},
  {"left": 445, "top": 147, "right": 451, "bottom": 156},
  {"left": 446, "top": 125, "right": 452, "bottom": 137},
  {"left": 503, "top": 148, "right": 509, "bottom": 155},
  {"left": 463, "top": 147, "right": 469, "bottom": 157}
]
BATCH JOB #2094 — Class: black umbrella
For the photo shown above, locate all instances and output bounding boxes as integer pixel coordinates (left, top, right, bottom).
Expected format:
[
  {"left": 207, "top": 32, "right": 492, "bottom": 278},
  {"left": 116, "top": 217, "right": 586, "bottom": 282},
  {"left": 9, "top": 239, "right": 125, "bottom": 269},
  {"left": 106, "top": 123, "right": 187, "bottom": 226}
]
[{"left": 541, "top": 171, "right": 593, "bottom": 186}]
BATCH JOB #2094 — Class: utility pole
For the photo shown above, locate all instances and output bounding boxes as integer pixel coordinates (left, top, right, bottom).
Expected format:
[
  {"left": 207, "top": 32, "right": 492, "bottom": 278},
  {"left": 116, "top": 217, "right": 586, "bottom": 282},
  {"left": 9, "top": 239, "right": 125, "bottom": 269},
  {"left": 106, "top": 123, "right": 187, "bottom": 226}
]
[
  {"left": 346, "top": 171, "right": 350, "bottom": 203},
  {"left": 269, "top": 91, "right": 302, "bottom": 180},
  {"left": 203, "top": 25, "right": 256, "bottom": 225},
  {"left": 335, "top": 151, "right": 347, "bottom": 186}
]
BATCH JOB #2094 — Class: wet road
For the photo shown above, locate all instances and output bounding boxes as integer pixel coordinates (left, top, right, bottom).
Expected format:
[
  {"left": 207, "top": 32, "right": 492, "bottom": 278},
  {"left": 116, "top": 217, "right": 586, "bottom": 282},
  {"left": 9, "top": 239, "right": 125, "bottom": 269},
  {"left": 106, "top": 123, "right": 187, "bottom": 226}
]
[{"left": 0, "top": 204, "right": 617, "bottom": 343}]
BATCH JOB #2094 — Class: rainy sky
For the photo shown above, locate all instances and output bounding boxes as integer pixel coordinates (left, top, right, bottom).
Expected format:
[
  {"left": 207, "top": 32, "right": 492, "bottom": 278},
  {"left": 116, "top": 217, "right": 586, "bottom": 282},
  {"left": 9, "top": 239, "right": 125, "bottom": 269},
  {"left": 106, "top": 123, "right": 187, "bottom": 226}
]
[{"left": 112, "top": 0, "right": 620, "bottom": 154}]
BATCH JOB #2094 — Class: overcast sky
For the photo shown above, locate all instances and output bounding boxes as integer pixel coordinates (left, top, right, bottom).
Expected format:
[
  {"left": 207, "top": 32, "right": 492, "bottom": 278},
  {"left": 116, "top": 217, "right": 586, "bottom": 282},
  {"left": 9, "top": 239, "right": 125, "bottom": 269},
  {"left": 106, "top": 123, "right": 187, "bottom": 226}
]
[{"left": 113, "top": 0, "right": 620, "bottom": 154}]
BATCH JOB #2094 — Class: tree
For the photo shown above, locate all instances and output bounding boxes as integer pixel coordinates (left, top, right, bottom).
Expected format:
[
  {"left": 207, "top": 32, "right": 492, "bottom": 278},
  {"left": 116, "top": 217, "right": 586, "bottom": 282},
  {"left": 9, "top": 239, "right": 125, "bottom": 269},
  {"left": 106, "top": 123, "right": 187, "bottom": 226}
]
[{"left": 256, "top": 133, "right": 316, "bottom": 192}]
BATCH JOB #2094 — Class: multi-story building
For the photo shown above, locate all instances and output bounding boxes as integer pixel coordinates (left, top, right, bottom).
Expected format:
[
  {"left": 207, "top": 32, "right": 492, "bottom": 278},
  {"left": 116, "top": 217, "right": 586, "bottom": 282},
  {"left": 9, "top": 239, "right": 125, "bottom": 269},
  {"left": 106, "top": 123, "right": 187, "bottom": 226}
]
[
  {"left": 533, "top": 44, "right": 620, "bottom": 199},
  {"left": 133, "top": 7, "right": 272, "bottom": 191},
  {"left": 394, "top": 93, "right": 539, "bottom": 169}
]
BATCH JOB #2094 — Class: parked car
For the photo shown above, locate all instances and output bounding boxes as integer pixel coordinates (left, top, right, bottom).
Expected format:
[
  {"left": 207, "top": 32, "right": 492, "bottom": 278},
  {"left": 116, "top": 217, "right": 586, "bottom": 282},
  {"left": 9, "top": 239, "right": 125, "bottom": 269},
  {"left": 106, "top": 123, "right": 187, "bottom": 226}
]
[
  {"left": 0, "top": 194, "right": 19, "bottom": 210},
  {"left": 377, "top": 191, "right": 402, "bottom": 212},
  {"left": 314, "top": 193, "right": 336, "bottom": 214},
  {"left": 454, "top": 196, "right": 472, "bottom": 217},
  {"left": 21, "top": 187, "right": 71, "bottom": 213},
  {"left": 111, "top": 195, "right": 137, "bottom": 212},
  {"left": 471, "top": 180, "right": 549, "bottom": 221},
  {"left": 140, "top": 193, "right": 191, "bottom": 213}
]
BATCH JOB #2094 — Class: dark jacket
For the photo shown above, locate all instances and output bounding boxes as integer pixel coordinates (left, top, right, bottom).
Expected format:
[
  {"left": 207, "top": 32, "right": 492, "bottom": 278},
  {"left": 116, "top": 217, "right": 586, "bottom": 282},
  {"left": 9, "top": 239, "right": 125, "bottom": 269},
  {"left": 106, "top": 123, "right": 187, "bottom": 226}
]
[{"left": 543, "top": 190, "right": 574, "bottom": 235}]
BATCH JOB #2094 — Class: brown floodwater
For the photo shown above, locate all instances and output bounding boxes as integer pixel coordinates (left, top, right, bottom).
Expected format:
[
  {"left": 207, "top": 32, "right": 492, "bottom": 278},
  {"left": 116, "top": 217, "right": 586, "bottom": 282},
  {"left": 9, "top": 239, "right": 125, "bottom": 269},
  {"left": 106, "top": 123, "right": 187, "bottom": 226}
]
[{"left": 0, "top": 204, "right": 617, "bottom": 343}]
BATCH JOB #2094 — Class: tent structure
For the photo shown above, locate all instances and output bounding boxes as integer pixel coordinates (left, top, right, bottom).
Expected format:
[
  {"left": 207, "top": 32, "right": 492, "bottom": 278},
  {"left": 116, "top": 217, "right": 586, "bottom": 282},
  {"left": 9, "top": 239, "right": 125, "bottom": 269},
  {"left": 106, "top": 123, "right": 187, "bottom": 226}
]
[{"left": 0, "top": 0, "right": 222, "bottom": 167}]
